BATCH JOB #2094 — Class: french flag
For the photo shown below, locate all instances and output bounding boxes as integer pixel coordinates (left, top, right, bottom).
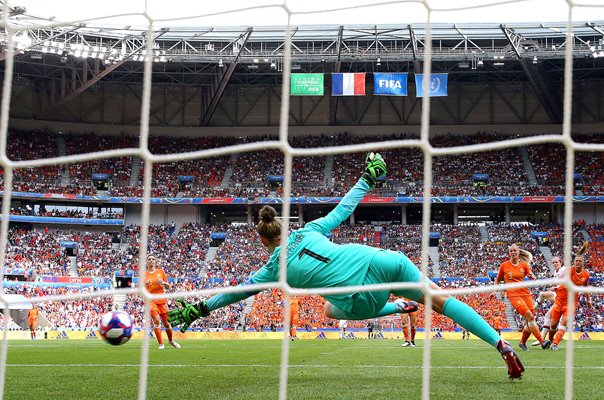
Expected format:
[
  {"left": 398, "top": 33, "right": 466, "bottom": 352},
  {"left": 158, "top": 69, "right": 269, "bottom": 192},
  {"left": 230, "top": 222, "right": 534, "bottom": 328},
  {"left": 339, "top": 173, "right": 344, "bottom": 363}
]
[{"left": 332, "top": 73, "right": 365, "bottom": 96}]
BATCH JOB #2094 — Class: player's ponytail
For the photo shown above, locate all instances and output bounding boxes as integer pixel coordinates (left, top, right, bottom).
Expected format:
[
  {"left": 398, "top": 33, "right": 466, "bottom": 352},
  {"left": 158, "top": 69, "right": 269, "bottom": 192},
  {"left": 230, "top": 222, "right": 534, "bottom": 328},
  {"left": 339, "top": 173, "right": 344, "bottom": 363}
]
[
  {"left": 258, "top": 205, "right": 282, "bottom": 241},
  {"left": 519, "top": 249, "right": 533, "bottom": 265}
]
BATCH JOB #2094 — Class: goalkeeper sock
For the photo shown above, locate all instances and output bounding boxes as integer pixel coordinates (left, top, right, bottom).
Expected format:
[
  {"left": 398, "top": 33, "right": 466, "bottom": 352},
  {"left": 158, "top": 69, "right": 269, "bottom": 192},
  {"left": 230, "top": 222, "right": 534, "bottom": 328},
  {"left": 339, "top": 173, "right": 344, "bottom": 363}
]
[
  {"left": 441, "top": 297, "right": 500, "bottom": 347},
  {"left": 374, "top": 302, "right": 397, "bottom": 317}
]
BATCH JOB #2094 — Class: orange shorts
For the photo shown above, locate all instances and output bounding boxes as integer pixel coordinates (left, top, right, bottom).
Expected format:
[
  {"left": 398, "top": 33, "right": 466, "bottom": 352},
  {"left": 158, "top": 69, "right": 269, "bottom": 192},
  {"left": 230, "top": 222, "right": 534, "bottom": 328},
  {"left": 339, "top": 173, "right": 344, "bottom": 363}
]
[
  {"left": 28, "top": 321, "right": 36, "bottom": 329},
  {"left": 551, "top": 296, "right": 575, "bottom": 322},
  {"left": 151, "top": 301, "right": 168, "bottom": 318},
  {"left": 509, "top": 295, "right": 535, "bottom": 317}
]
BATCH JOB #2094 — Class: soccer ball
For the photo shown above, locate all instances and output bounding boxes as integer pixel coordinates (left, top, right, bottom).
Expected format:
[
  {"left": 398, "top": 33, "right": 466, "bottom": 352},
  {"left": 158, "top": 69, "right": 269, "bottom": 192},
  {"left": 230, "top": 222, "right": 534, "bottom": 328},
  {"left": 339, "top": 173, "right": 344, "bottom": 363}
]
[{"left": 99, "top": 311, "right": 133, "bottom": 346}]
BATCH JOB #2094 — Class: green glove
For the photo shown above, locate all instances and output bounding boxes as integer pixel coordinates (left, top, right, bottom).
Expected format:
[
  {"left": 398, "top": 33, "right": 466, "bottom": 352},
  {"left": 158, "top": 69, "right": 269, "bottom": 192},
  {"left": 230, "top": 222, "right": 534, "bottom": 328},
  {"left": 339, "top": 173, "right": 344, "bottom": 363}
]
[
  {"left": 167, "top": 299, "right": 210, "bottom": 333},
  {"left": 361, "top": 152, "right": 387, "bottom": 188}
]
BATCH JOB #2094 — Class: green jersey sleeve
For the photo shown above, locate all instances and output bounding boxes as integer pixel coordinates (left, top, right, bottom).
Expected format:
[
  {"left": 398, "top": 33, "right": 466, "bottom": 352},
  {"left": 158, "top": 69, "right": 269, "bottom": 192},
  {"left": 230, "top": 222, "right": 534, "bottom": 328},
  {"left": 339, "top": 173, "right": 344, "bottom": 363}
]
[
  {"left": 205, "top": 260, "right": 278, "bottom": 311},
  {"left": 304, "top": 179, "right": 370, "bottom": 235}
]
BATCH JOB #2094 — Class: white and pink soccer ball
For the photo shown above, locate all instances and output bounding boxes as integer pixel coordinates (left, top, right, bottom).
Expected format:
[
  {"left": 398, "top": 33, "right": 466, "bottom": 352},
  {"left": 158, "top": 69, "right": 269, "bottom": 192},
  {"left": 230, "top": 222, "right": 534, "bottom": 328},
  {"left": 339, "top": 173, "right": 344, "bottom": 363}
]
[{"left": 99, "top": 311, "right": 133, "bottom": 346}]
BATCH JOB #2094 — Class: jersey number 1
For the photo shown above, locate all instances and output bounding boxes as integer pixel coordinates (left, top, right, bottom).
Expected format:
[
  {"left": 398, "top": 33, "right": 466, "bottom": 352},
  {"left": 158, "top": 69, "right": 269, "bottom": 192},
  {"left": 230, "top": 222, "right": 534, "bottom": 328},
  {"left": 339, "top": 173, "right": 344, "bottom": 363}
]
[{"left": 299, "top": 248, "right": 331, "bottom": 263}]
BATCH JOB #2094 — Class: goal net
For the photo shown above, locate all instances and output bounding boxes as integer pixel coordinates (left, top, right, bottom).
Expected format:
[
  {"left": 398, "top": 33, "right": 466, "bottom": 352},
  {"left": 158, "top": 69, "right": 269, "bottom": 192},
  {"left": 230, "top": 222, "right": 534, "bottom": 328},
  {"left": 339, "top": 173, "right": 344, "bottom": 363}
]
[{"left": 0, "top": 1, "right": 603, "bottom": 400}]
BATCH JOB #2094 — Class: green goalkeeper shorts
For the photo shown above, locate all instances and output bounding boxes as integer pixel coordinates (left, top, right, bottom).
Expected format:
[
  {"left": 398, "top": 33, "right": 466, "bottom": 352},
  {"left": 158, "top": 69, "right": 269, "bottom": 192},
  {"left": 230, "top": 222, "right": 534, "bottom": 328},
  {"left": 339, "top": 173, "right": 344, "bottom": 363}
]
[{"left": 348, "top": 250, "right": 426, "bottom": 319}]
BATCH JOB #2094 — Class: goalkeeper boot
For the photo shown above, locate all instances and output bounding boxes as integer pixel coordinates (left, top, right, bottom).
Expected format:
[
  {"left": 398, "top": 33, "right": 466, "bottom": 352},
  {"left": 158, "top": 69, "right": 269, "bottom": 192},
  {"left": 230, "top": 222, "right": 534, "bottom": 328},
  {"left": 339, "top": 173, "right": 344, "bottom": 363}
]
[
  {"left": 394, "top": 300, "right": 419, "bottom": 314},
  {"left": 497, "top": 340, "right": 524, "bottom": 380}
]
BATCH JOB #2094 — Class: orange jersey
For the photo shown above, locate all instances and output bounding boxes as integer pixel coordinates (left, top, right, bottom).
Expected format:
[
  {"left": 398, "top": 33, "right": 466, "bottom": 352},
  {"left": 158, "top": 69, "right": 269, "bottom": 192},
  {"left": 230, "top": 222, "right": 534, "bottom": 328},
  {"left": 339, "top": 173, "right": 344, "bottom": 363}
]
[
  {"left": 555, "top": 267, "right": 589, "bottom": 302},
  {"left": 497, "top": 260, "right": 532, "bottom": 297},
  {"left": 144, "top": 268, "right": 168, "bottom": 305},
  {"left": 289, "top": 298, "right": 300, "bottom": 325},
  {"left": 290, "top": 298, "right": 300, "bottom": 315},
  {"left": 27, "top": 308, "right": 39, "bottom": 321}
]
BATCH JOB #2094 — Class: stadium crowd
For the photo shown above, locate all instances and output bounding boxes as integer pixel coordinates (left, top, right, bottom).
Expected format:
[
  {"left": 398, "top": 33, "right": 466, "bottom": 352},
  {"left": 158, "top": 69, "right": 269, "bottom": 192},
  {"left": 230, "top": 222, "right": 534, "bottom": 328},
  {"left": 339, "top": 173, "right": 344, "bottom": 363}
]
[
  {"left": 2, "top": 130, "right": 604, "bottom": 198},
  {"left": 4, "top": 219, "right": 602, "bottom": 334},
  {"left": 2, "top": 128, "right": 603, "bottom": 334}
]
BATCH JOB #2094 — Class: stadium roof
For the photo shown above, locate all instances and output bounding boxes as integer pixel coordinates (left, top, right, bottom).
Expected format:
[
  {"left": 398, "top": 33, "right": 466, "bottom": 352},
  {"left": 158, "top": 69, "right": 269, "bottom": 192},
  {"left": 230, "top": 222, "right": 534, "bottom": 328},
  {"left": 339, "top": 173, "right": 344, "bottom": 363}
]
[
  {"left": 2, "top": 1, "right": 603, "bottom": 126},
  {"left": 0, "top": 0, "right": 602, "bottom": 64}
]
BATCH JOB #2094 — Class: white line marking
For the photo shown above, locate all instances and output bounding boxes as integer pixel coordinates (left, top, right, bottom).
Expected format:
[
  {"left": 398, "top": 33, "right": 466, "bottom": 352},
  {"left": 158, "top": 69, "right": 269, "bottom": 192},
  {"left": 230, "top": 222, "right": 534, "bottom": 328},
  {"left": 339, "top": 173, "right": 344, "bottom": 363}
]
[{"left": 6, "top": 364, "right": 604, "bottom": 369}]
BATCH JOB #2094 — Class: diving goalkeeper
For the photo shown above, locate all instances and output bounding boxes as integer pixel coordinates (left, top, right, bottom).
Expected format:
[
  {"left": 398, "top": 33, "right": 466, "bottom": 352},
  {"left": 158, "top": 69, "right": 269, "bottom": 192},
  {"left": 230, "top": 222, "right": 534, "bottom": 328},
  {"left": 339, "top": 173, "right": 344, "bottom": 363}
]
[{"left": 169, "top": 153, "right": 524, "bottom": 379}]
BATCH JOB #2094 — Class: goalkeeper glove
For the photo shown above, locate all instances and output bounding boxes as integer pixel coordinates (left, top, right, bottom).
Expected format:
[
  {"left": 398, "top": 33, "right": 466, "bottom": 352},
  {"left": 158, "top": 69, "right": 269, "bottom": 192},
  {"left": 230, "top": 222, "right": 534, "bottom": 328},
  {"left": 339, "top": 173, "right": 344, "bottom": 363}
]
[
  {"left": 361, "top": 152, "right": 387, "bottom": 188},
  {"left": 167, "top": 298, "right": 210, "bottom": 333}
]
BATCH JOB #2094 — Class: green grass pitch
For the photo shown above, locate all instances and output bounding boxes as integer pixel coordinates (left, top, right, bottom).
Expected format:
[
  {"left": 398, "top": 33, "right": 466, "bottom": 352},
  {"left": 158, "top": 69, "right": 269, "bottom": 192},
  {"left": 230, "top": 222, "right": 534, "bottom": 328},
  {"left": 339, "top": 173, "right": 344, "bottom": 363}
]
[{"left": 5, "top": 339, "right": 603, "bottom": 399}]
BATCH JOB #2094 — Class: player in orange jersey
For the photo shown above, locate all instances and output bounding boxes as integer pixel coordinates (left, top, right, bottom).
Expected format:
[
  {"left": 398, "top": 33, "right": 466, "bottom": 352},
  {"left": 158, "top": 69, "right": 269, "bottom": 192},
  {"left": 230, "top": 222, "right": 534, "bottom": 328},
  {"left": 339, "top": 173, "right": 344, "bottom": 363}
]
[
  {"left": 496, "top": 244, "right": 550, "bottom": 351},
  {"left": 401, "top": 304, "right": 418, "bottom": 347},
  {"left": 531, "top": 256, "right": 565, "bottom": 346},
  {"left": 492, "top": 315, "right": 502, "bottom": 335},
  {"left": 549, "top": 245, "right": 592, "bottom": 350},
  {"left": 145, "top": 255, "right": 181, "bottom": 350},
  {"left": 289, "top": 297, "right": 300, "bottom": 341},
  {"left": 27, "top": 306, "right": 39, "bottom": 340}
]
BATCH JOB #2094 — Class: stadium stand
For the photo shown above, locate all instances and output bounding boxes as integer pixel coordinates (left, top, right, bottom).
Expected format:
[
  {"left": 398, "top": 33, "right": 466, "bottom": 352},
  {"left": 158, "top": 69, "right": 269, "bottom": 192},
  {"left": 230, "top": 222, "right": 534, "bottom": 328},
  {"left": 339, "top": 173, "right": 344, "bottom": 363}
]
[{"left": 5, "top": 220, "right": 602, "bottom": 333}]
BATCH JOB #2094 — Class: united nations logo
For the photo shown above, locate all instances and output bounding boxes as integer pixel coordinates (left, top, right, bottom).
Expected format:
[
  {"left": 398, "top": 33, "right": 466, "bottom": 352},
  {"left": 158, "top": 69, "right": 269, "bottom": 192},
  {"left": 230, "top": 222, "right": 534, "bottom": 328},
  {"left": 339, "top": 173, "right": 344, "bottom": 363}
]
[{"left": 430, "top": 76, "right": 441, "bottom": 94}]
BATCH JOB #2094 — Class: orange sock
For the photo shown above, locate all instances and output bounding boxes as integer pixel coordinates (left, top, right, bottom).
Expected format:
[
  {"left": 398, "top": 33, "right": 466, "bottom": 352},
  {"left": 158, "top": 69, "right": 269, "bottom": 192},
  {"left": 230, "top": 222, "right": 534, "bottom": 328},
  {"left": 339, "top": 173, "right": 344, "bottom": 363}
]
[
  {"left": 403, "top": 325, "right": 410, "bottom": 341},
  {"left": 291, "top": 327, "right": 297, "bottom": 338},
  {"left": 529, "top": 324, "right": 544, "bottom": 343},
  {"left": 554, "top": 329, "right": 565, "bottom": 346},
  {"left": 154, "top": 328, "right": 163, "bottom": 345},
  {"left": 411, "top": 327, "right": 416, "bottom": 342},
  {"left": 520, "top": 328, "right": 530, "bottom": 344},
  {"left": 166, "top": 327, "right": 173, "bottom": 342}
]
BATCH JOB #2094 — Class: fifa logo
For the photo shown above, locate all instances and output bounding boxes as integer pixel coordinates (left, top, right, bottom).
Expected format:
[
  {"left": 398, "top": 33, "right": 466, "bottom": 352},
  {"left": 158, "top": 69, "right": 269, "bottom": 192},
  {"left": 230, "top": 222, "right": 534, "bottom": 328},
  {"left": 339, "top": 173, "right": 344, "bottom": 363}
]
[{"left": 378, "top": 79, "right": 402, "bottom": 89}]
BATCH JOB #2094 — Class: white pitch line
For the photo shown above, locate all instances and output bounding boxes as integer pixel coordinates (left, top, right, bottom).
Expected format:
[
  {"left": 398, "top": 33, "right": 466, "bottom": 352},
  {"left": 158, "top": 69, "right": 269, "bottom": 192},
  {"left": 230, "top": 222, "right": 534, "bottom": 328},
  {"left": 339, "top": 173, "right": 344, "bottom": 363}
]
[{"left": 5, "top": 364, "right": 604, "bottom": 369}]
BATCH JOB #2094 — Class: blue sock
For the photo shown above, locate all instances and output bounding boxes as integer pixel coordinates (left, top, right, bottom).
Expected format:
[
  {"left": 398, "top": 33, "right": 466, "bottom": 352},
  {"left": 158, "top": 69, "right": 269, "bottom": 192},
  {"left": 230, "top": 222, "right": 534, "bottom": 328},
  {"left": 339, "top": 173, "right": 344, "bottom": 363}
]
[{"left": 442, "top": 297, "right": 500, "bottom": 347}]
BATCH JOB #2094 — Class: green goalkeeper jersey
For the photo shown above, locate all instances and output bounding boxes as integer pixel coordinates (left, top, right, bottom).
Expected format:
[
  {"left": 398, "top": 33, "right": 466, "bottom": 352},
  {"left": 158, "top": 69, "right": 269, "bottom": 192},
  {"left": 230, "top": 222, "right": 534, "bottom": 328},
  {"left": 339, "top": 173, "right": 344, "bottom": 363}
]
[{"left": 206, "top": 179, "right": 382, "bottom": 313}]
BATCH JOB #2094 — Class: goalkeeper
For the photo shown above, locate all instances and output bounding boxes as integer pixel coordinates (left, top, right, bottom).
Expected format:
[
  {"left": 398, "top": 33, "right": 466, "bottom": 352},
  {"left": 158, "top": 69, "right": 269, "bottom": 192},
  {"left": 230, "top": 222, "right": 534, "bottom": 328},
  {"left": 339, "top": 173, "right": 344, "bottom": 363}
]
[{"left": 169, "top": 153, "right": 524, "bottom": 379}]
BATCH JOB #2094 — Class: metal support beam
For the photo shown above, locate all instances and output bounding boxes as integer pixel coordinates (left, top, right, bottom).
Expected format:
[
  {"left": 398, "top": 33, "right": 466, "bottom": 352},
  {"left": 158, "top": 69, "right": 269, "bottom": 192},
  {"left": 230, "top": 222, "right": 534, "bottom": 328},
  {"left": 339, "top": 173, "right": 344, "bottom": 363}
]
[
  {"left": 520, "top": 59, "right": 562, "bottom": 123},
  {"left": 586, "top": 22, "right": 604, "bottom": 37},
  {"left": 48, "top": 30, "right": 168, "bottom": 111},
  {"left": 201, "top": 27, "right": 253, "bottom": 126},
  {"left": 329, "top": 26, "right": 344, "bottom": 125},
  {"left": 500, "top": 25, "right": 523, "bottom": 58},
  {"left": 408, "top": 25, "right": 418, "bottom": 60},
  {"left": 500, "top": 25, "right": 562, "bottom": 123}
]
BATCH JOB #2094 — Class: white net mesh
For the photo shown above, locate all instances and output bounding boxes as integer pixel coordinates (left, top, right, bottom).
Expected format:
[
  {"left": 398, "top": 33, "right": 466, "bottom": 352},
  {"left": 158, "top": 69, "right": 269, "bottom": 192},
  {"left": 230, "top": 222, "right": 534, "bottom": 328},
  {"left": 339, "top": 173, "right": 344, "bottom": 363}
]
[{"left": 1, "top": 1, "right": 604, "bottom": 399}]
